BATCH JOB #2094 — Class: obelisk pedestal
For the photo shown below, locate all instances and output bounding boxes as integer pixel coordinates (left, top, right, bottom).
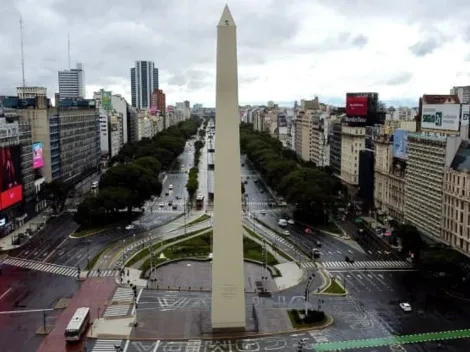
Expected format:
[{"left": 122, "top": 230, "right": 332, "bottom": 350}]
[{"left": 211, "top": 5, "right": 246, "bottom": 331}]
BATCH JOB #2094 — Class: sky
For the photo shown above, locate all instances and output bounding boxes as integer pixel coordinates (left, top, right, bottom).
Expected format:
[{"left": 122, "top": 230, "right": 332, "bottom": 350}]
[{"left": 1, "top": 0, "right": 470, "bottom": 108}]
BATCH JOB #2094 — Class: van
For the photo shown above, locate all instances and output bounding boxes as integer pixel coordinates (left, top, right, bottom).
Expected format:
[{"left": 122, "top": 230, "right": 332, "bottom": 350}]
[{"left": 278, "top": 219, "right": 287, "bottom": 227}]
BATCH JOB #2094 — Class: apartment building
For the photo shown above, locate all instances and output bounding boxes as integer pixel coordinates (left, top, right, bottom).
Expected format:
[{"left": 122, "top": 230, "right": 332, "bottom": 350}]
[
  {"left": 442, "top": 140, "right": 470, "bottom": 256},
  {"left": 329, "top": 120, "right": 342, "bottom": 176},
  {"left": 109, "top": 114, "right": 124, "bottom": 157},
  {"left": 17, "top": 86, "right": 47, "bottom": 99},
  {"left": 58, "top": 63, "right": 85, "bottom": 99},
  {"left": 450, "top": 86, "right": 470, "bottom": 104},
  {"left": 57, "top": 99, "right": 101, "bottom": 184},
  {"left": 339, "top": 125, "right": 365, "bottom": 188}
]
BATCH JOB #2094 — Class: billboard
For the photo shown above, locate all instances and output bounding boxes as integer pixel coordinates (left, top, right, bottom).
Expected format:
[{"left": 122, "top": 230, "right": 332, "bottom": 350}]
[
  {"left": 393, "top": 129, "right": 409, "bottom": 160},
  {"left": 32, "top": 142, "right": 44, "bottom": 169},
  {"left": 462, "top": 105, "right": 470, "bottom": 127},
  {"left": 150, "top": 106, "right": 157, "bottom": 115},
  {"left": 102, "top": 91, "right": 112, "bottom": 111},
  {"left": 0, "top": 146, "right": 23, "bottom": 210},
  {"left": 421, "top": 104, "right": 460, "bottom": 131},
  {"left": 346, "top": 96, "right": 368, "bottom": 116}
]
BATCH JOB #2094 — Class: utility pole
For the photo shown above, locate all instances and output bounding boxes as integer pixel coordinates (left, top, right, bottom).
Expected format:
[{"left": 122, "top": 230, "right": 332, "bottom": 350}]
[{"left": 42, "top": 310, "right": 46, "bottom": 332}]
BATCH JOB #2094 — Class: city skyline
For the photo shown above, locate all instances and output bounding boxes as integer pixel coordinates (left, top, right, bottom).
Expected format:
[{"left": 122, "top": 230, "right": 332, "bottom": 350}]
[{"left": 1, "top": 0, "right": 470, "bottom": 107}]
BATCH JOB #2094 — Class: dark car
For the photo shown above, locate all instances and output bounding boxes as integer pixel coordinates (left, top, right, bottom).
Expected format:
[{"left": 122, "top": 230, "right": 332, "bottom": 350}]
[{"left": 172, "top": 205, "right": 177, "bottom": 210}]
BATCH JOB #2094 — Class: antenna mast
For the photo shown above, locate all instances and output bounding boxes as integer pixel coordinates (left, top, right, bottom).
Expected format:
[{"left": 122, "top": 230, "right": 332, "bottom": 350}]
[
  {"left": 20, "top": 14, "right": 26, "bottom": 90},
  {"left": 67, "top": 33, "right": 71, "bottom": 69}
]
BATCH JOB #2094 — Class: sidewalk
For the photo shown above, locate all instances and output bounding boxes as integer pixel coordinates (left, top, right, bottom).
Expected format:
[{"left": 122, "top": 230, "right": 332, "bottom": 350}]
[
  {"left": 274, "top": 262, "right": 305, "bottom": 290},
  {"left": 88, "top": 317, "right": 134, "bottom": 339},
  {"left": 0, "top": 212, "right": 49, "bottom": 252}
]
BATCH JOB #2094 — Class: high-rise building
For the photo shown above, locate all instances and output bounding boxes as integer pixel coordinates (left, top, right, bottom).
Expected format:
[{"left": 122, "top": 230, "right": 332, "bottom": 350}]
[
  {"left": 58, "top": 63, "right": 85, "bottom": 99},
  {"left": 130, "top": 61, "right": 159, "bottom": 110}
]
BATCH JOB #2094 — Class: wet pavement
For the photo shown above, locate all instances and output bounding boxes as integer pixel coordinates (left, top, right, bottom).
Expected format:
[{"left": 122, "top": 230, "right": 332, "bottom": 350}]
[{"left": 151, "top": 260, "right": 277, "bottom": 292}]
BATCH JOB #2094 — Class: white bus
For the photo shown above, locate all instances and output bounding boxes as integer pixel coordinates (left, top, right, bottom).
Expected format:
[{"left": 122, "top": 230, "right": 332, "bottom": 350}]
[{"left": 65, "top": 307, "right": 90, "bottom": 342}]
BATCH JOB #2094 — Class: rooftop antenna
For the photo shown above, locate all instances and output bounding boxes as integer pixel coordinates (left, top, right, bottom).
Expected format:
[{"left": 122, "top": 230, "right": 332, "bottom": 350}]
[
  {"left": 67, "top": 33, "right": 71, "bottom": 69},
  {"left": 20, "top": 14, "right": 26, "bottom": 90}
]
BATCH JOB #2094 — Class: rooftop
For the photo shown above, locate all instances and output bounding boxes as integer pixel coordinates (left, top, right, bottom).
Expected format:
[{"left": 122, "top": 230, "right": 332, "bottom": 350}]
[
  {"left": 422, "top": 94, "right": 460, "bottom": 105},
  {"left": 450, "top": 140, "right": 470, "bottom": 173}
]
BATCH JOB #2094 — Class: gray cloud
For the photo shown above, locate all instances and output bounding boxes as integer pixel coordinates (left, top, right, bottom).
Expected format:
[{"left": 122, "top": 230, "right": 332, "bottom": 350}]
[
  {"left": 409, "top": 37, "right": 442, "bottom": 56},
  {"left": 377, "top": 72, "right": 413, "bottom": 86}
]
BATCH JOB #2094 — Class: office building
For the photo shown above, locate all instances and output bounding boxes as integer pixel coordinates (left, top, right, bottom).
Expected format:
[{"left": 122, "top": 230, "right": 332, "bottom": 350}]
[
  {"left": 329, "top": 120, "right": 342, "bottom": 176},
  {"left": 130, "top": 61, "right": 159, "bottom": 110},
  {"left": 450, "top": 86, "right": 470, "bottom": 104},
  {"left": 339, "top": 125, "right": 365, "bottom": 189},
  {"left": 58, "top": 63, "right": 85, "bottom": 99},
  {"left": 17, "top": 86, "right": 47, "bottom": 99}
]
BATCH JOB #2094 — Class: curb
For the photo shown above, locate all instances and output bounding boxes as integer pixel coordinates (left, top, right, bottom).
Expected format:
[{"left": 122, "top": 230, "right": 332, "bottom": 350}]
[{"left": 315, "top": 272, "right": 348, "bottom": 296}]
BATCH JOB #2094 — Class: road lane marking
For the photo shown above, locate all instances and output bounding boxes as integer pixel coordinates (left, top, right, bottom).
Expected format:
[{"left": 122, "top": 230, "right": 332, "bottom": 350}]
[
  {"left": 0, "top": 308, "right": 54, "bottom": 315},
  {"left": 0, "top": 288, "right": 12, "bottom": 301},
  {"left": 152, "top": 340, "right": 161, "bottom": 352}
]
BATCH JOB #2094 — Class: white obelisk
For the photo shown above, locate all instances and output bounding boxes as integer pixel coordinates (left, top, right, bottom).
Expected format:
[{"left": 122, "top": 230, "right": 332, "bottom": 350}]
[{"left": 211, "top": 5, "right": 246, "bottom": 331}]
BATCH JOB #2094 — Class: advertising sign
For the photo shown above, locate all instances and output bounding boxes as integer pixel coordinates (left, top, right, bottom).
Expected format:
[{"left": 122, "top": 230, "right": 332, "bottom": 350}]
[
  {"left": 346, "top": 96, "right": 368, "bottom": 116},
  {"left": 32, "top": 142, "right": 44, "bottom": 169},
  {"left": 462, "top": 105, "right": 470, "bottom": 127},
  {"left": 393, "top": 129, "right": 409, "bottom": 160},
  {"left": 0, "top": 146, "right": 23, "bottom": 210},
  {"left": 421, "top": 104, "right": 460, "bottom": 131},
  {"left": 150, "top": 106, "right": 157, "bottom": 115},
  {"left": 102, "top": 91, "right": 112, "bottom": 110}
]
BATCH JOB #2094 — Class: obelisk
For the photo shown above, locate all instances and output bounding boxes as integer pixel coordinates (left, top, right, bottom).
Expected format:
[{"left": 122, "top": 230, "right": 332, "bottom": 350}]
[{"left": 211, "top": 5, "right": 246, "bottom": 331}]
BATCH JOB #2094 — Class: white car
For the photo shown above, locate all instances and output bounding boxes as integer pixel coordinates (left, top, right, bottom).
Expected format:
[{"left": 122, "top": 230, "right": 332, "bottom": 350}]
[
  {"left": 287, "top": 219, "right": 295, "bottom": 225},
  {"left": 169, "top": 184, "right": 173, "bottom": 190},
  {"left": 283, "top": 230, "right": 290, "bottom": 236},
  {"left": 125, "top": 225, "right": 135, "bottom": 230},
  {"left": 260, "top": 210, "right": 266, "bottom": 215},
  {"left": 159, "top": 202, "right": 164, "bottom": 207},
  {"left": 399, "top": 302, "right": 412, "bottom": 312}
]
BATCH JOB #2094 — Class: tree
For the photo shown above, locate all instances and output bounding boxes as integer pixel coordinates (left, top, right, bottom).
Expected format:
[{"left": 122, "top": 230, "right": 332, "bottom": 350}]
[
  {"left": 241, "top": 181, "right": 245, "bottom": 194},
  {"left": 393, "top": 224, "right": 423, "bottom": 260},
  {"left": 135, "top": 156, "right": 161, "bottom": 176},
  {"left": 74, "top": 196, "right": 106, "bottom": 226},
  {"left": 44, "top": 181, "right": 73, "bottom": 213}
]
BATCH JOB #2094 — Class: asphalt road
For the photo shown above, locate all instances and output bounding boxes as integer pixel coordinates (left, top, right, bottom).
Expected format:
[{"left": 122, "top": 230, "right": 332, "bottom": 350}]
[
  {"left": 10, "top": 214, "right": 78, "bottom": 262},
  {"left": 0, "top": 265, "right": 80, "bottom": 352}
]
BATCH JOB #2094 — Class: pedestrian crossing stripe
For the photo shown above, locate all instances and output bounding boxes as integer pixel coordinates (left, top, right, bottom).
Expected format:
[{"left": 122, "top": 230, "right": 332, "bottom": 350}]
[
  {"left": 91, "top": 339, "right": 124, "bottom": 352},
  {"left": 103, "top": 304, "right": 132, "bottom": 318},
  {"left": 1, "top": 257, "right": 118, "bottom": 277},
  {"left": 111, "top": 287, "right": 135, "bottom": 303},
  {"left": 321, "top": 260, "right": 411, "bottom": 269}
]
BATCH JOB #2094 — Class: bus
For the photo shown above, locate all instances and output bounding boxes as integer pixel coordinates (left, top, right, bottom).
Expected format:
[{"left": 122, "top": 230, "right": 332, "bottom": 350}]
[
  {"left": 65, "top": 307, "right": 90, "bottom": 342},
  {"left": 195, "top": 193, "right": 204, "bottom": 209}
]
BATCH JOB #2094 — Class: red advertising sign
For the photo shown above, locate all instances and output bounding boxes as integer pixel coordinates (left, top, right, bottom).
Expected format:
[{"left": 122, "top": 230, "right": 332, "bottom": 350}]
[
  {"left": 0, "top": 185, "right": 23, "bottom": 210},
  {"left": 346, "top": 96, "right": 368, "bottom": 116}
]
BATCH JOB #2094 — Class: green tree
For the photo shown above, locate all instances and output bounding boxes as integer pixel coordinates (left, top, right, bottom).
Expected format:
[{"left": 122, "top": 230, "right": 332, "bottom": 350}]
[
  {"left": 135, "top": 156, "right": 161, "bottom": 176},
  {"left": 241, "top": 181, "right": 245, "bottom": 194},
  {"left": 394, "top": 224, "right": 423, "bottom": 260},
  {"left": 44, "top": 181, "right": 73, "bottom": 213},
  {"left": 74, "top": 196, "right": 106, "bottom": 226}
]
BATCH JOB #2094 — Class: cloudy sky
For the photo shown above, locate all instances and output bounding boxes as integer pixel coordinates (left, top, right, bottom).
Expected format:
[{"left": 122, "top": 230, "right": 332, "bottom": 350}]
[{"left": 1, "top": 0, "right": 470, "bottom": 108}]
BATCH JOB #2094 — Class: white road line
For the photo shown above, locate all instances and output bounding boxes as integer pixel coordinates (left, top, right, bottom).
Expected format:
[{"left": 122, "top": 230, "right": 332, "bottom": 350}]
[
  {"left": 0, "top": 288, "right": 12, "bottom": 301},
  {"left": 152, "top": 340, "right": 161, "bottom": 352},
  {"left": 0, "top": 308, "right": 54, "bottom": 315}
]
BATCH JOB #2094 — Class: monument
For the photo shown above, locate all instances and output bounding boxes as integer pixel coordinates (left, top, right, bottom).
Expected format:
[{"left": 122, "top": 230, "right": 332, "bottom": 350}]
[{"left": 211, "top": 5, "right": 246, "bottom": 331}]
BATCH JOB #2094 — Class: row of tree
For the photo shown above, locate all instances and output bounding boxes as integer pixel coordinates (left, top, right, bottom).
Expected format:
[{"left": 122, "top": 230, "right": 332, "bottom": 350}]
[
  {"left": 240, "top": 123, "right": 345, "bottom": 225},
  {"left": 74, "top": 117, "right": 202, "bottom": 227},
  {"left": 185, "top": 136, "right": 205, "bottom": 199}
]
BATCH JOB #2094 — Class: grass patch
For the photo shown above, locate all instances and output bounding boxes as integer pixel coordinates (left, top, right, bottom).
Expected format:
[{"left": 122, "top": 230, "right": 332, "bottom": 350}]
[
  {"left": 72, "top": 225, "right": 114, "bottom": 238},
  {"left": 125, "top": 227, "right": 211, "bottom": 267},
  {"left": 317, "top": 222, "right": 342, "bottom": 234},
  {"left": 85, "top": 246, "right": 108, "bottom": 271},
  {"left": 288, "top": 309, "right": 328, "bottom": 329},
  {"left": 322, "top": 277, "right": 346, "bottom": 294},
  {"left": 244, "top": 226, "right": 293, "bottom": 262},
  {"left": 138, "top": 231, "right": 279, "bottom": 273},
  {"left": 186, "top": 214, "right": 211, "bottom": 227}
]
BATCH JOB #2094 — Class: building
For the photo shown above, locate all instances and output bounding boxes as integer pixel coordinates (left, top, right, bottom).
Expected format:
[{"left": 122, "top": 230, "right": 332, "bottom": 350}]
[
  {"left": 98, "top": 108, "right": 109, "bottom": 155},
  {"left": 404, "top": 134, "right": 448, "bottom": 240},
  {"left": 130, "top": 61, "right": 159, "bottom": 110},
  {"left": 112, "top": 95, "right": 131, "bottom": 144},
  {"left": 56, "top": 99, "right": 101, "bottom": 184},
  {"left": 58, "top": 63, "right": 85, "bottom": 99},
  {"left": 358, "top": 149, "right": 375, "bottom": 212},
  {"left": 450, "top": 86, "right": 470, "bottom": 104},
  {"left": 109, "top": 114, "right": 123, "bottom": 157},
  {"left": 339, "top": 125, "right": 365, "bottom": 190},
  {"left": 17, "top": 86, "right": 47, "bottom": 99},
  {"left": 442, "top": 140, "right": 470, "bottom": 256},
  {"left": 329, "top": 120, "right": 342, "bottom": 176}
]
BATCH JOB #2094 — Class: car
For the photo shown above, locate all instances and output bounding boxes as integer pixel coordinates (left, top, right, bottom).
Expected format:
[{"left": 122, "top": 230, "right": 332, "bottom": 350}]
[
  {"left": 287, "top": 219, "right": 294, "bottom": 225},
  {"left": 399, "top": 302, "right": 412, "bottom": 312},
  {"left": 283, "top": 230, "right": 290, "bottom": 236},
  {"left": 168, "top": 200, "right": 173, "bottom": 206},
  {"left": 260, "top": 210, "right": 266, "bottom": 215},
  {"left": 172, "top": 205, "right": 178, "bottom": 210},
  {"left": 159, "top": 202, "right": 164, "bottom": 207},
  {"left": 125, "top": 225, "right": 135, "bottom": 230},
  {"left": 165, "top": 191, "right": 169, "bottom": 196},
  {"left": 278, "top": 219, "right": 287, "bottom": 227},
  {"left": 312, "top": 249, "right": 320, "bottom": 258},
  {"left": 169, "top": 184, "right": 173, "bottom": 190},
  {"left": 316, "top": 241, "right": 322, "bottom": 247}
]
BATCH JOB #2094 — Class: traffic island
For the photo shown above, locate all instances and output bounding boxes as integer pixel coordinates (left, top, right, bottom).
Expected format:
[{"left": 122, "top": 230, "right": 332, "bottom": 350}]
[
  {"left": 317, "top": 276, "right": 347, "bottom": 296},
  {"left": 287, "top": 309, "right": 333, "bottom": 330},
  {"left": 182, "top": 213, "right": 211, "bottom": 227}
]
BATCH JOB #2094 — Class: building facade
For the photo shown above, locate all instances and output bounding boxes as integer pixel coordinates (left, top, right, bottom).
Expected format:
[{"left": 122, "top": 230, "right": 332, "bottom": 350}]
[
  {"left": 130, "top": 61, "right": 159, "bottom": 110},
  {"left": 329, "top": 120, "right": 342, "bottom": 176},
  {"left": 340, "top": 125, "right": 365, "bottom": 187},
  {"left": 58, "top": 63, "right": 85, "bottom": 99}
]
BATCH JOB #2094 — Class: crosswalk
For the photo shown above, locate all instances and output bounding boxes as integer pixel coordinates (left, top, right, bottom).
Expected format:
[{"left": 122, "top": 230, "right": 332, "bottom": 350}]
[
  {"left": 0, "top": 257, "right": 118, "bottom": 277},
  {"left": 111, "top": 287, "right": 135, "bottom": 303},
  {"left": 321, "top": 260, "right": 411, "bottom": 269},
  {"left": 186, "top": 340, "right": 202, "bottom": 351},
  {"left": 103, "top": 304, "right": 132, "bottom": 318},
  {"left": 1, "top": 257, "right": 78, "bottom": 277},
  {"left": 254, "top": 223, "right": 301, "bottom": 255},
  {"left": 90, "top": 339, "right": 124, "bottom": 352}
]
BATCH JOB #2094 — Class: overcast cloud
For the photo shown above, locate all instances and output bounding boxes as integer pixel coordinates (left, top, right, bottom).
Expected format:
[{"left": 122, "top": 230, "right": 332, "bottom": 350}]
[{"left": 1, "top": 0, "right": 470, "bottom": 107}]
